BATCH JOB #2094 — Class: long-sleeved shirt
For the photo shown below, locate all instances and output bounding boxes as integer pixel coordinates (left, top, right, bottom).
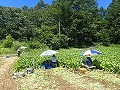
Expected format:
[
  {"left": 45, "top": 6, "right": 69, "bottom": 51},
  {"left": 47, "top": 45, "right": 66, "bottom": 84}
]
[{"left": 83, "top": 57, "right": 92, "bottom": 67}]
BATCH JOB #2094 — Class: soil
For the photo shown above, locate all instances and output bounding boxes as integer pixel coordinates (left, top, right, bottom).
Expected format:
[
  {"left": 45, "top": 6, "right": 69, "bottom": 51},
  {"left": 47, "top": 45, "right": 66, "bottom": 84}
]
[
  {"left": 0, "top": 56, "right": 20, "bottom": 90},
  {"left": 0, "top": 56, "right": 120, "bottom": 90},
  {"left": 42, "top": 70, "right": 85, "bottom": 90}
]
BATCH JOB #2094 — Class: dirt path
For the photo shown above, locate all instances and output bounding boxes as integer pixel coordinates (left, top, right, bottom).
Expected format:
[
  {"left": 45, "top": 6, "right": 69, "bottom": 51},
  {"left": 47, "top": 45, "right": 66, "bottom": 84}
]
[
  {"left": 0, "top": 56, "right": 19, "bottom": 90},
  {"left": 42, "top": 68, "right": 120, "bottom": 90},
  {"left": 43, "top": 70, "right": 85, "bottom": 90},
  {"left": 19, "top": 68, "right": 120, "bottom": 90}
]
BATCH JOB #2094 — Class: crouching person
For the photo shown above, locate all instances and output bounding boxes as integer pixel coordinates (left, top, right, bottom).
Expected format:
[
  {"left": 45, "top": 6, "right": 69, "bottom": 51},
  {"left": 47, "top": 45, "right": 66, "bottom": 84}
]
[
  {"left": 82, "top": 54, "right": 96, "bottom": 69},
  {"left": 50, "top": 54, "right": 58, "bottom": 68}
]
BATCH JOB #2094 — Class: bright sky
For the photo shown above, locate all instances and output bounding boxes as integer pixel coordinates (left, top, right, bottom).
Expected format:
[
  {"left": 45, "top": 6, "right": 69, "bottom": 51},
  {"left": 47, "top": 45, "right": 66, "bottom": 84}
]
[
  {"left": 97, "top": 0, "right": 112, "bottom": 9},
  {"left": 0, "top": 0, "right": 112, "bottom": 9}
]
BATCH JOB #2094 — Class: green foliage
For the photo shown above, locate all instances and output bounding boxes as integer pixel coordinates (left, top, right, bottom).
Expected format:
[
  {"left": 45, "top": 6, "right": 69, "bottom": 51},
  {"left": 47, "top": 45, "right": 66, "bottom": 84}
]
[
  {"left": 0, "top": 41, "right": 31, "bottom": 55},
  {"left": 59, "top": 34, "right": 70, "bottom": 48},
  {"left": 0, "top": 0, "right": 120, "bottom": 74},
  {"left": 11, "top": 41, "right": 30, "bottom": 52},
  {"left": 57, "top": 48, "right": 82, "bottom": 70},
  {"left": 13, "top": 49, "right": 49, "bottom": 71},
  {"left": 0, "top": 0, "right": 120, "bottom": 48},
  {"left": 0, "top": 48, "right": 14, "bottom": 54},
  {"left": 92, "top": 59, "right": 102, "bottom": 69},
  {"left": 2, "top": 34, "right": 14, "bottom": 48},
  {"left": 28, "top": 41, "right": 49, "bottom": 49},
  {"left": 92, "top": 45, "right": 120, "bottom": 73},
  {"left": 51, "top": 34, "right": 69, "bottom": 50},
  {"left": 51, "top": 35, "right": 60, "bottom": 50},
  {"left": 98, "top": 29, "right": 110, "bottom": 46},
  {"left": 107, "top": 0, "right": 120, "bottom": 44},
  {"left": 35, "top": 0, "right": 46, "bottom": 9},
  {"left": 13, "top": 45, "right": 120, "bottom": 74}
]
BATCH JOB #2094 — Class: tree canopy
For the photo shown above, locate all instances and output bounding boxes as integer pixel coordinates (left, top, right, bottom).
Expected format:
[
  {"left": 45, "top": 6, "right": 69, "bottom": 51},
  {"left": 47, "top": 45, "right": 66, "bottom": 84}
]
[{"left": 0, "top": 0, "right": 120, "bottom": 49}]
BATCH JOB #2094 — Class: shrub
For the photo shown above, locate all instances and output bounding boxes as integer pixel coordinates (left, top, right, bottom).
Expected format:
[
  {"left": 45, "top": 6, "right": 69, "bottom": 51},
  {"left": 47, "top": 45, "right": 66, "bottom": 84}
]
[
  {"left": 2, "top": 34, "right": 14, "bottom": 48},
  {"left": 51, "top": 34, "right": 69, "bottom": 50},
  {"left": 28, "top": 41, "right": 48, "bottom": 49},
  {"left": 11, "top": 41, "right": 30, "bottom": 52}
]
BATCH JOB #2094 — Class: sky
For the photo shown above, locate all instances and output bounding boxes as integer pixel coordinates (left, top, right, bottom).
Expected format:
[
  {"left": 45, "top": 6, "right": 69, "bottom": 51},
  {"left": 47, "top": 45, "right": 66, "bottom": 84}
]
[
  {"left": 0, "top": 0, "right": 112, "bottom": 9},
  {"left": 97, "top": 0, "right": 112, "bottom": 9}
]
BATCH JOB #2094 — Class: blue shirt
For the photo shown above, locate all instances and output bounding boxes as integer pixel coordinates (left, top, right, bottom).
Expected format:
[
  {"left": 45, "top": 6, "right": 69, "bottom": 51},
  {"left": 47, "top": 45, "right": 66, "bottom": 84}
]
[{"left": 83, "top": 57, "right": 92, "bottom": 66}]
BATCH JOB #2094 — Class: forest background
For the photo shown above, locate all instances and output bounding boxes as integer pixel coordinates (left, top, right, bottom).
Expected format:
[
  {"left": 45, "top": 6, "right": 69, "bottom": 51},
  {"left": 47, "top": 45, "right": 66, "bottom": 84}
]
[{"left": 0, "top": 0, "right": 120, "bottom": 50}]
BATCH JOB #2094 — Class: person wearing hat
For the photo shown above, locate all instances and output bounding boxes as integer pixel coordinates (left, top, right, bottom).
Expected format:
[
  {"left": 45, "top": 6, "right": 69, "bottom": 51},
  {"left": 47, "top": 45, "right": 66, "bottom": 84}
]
[
  {"left": 50, "top": 54, "right": 58, "bottom": 68},
  {"left": 17, "top": 48, "right": 21, "bottom": 57},
  {"left": 82, "top": 54, "right": 96, "bottom": 69}
]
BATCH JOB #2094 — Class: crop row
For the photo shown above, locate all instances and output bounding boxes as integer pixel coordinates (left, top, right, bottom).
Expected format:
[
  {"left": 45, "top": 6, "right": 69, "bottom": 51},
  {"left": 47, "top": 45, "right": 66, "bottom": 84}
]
[{"left": 13, "top": 45, "right": 120, "bottom": 73}]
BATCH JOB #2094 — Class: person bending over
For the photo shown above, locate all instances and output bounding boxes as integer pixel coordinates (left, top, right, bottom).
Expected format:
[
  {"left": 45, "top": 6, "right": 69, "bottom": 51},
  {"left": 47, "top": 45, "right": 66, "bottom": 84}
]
[{"left": 82, "top": 54, "right": 96, "bottom": 69}]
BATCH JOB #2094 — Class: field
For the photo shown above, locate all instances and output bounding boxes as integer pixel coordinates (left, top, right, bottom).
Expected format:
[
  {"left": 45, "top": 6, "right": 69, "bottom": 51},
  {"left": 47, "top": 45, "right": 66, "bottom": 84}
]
[
  {"left": 13, "top": 45, "right": 120, "bottom": 73},
  {"left": 0, "top": 45, "right": 120, "bottom": 90}
]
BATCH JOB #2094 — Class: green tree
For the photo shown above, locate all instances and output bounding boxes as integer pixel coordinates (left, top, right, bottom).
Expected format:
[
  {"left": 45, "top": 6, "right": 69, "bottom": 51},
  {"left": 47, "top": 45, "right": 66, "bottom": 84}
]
[
  {"left": 51, "top": 34, "right": 69, "bottom": 49},
  {"left": 35, "top": 0, "right": 45, "bottom": 9},
  {"left": 106, "top": 0, "right": 120, "bottom": 44},
  {"left": 22, "top": 5, "right": 28, "bottom": 11},
  {"left": 68, "top": 0, "right": 98, "bottom": 47},
  {"left": 0, "top": 0, "right": 119, "bottom": 48},
  {"left": 2, "top": 34, "right": 14, "bottom": 48}
]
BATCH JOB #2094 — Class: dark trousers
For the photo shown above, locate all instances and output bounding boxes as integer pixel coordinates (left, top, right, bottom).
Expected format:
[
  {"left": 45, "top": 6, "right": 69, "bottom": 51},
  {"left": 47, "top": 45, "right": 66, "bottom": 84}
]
[{"left": 18, "top": 51, "right": 20, "bottom": 57}]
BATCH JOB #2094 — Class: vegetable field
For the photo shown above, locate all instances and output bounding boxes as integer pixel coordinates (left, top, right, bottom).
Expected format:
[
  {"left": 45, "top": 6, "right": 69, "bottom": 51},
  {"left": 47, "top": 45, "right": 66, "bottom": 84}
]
[{"left": 13, "top": 45, "right": 120, "bottom": 73}]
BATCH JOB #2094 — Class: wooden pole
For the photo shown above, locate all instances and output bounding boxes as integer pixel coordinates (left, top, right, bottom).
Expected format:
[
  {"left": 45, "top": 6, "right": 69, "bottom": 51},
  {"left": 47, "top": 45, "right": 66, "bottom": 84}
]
[{"left": 59, "top": 18, "right": 60, "bottom": 41}]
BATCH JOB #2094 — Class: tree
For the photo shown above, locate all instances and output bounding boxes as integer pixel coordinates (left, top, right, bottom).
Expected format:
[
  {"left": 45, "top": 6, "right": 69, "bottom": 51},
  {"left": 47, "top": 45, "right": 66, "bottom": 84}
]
[
  {"left": 68, "top": 0, "right": 98, "bottom": 47},
  {"left": 35, "top": 0, "right": 45, "bottom": 9},
  {"left": 0, "top": 0, "right": 119, "bottom": 48},
  {"left": 106, "top": 0, "right": 120, "bottom": 44},
  {"left": 22, "top": 5, "right": 28, "bottom": 11}
]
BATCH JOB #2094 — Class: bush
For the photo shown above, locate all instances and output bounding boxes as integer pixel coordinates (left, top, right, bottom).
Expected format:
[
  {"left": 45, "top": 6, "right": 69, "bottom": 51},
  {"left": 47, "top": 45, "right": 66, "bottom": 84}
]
[
  {"left": 28, "top": 41, "right": 48, "bottom": 49},
  {"left": 51, "top": 34, "right": 69, "bottom": 50},
  {"left": 12, "top": 41, "right": 29, "bottom": 49},
  {"left": 0, "top": 48, "right": 14, "bottom": 54},
  {"left": 2, "top": 34, "right": 14, "bottom": 48},
  {"left": 13, "top": 49, "right": 47, "bottom": 71},
  {"left": 93, "top": 59, "right": 102, "bottom": 69}
]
